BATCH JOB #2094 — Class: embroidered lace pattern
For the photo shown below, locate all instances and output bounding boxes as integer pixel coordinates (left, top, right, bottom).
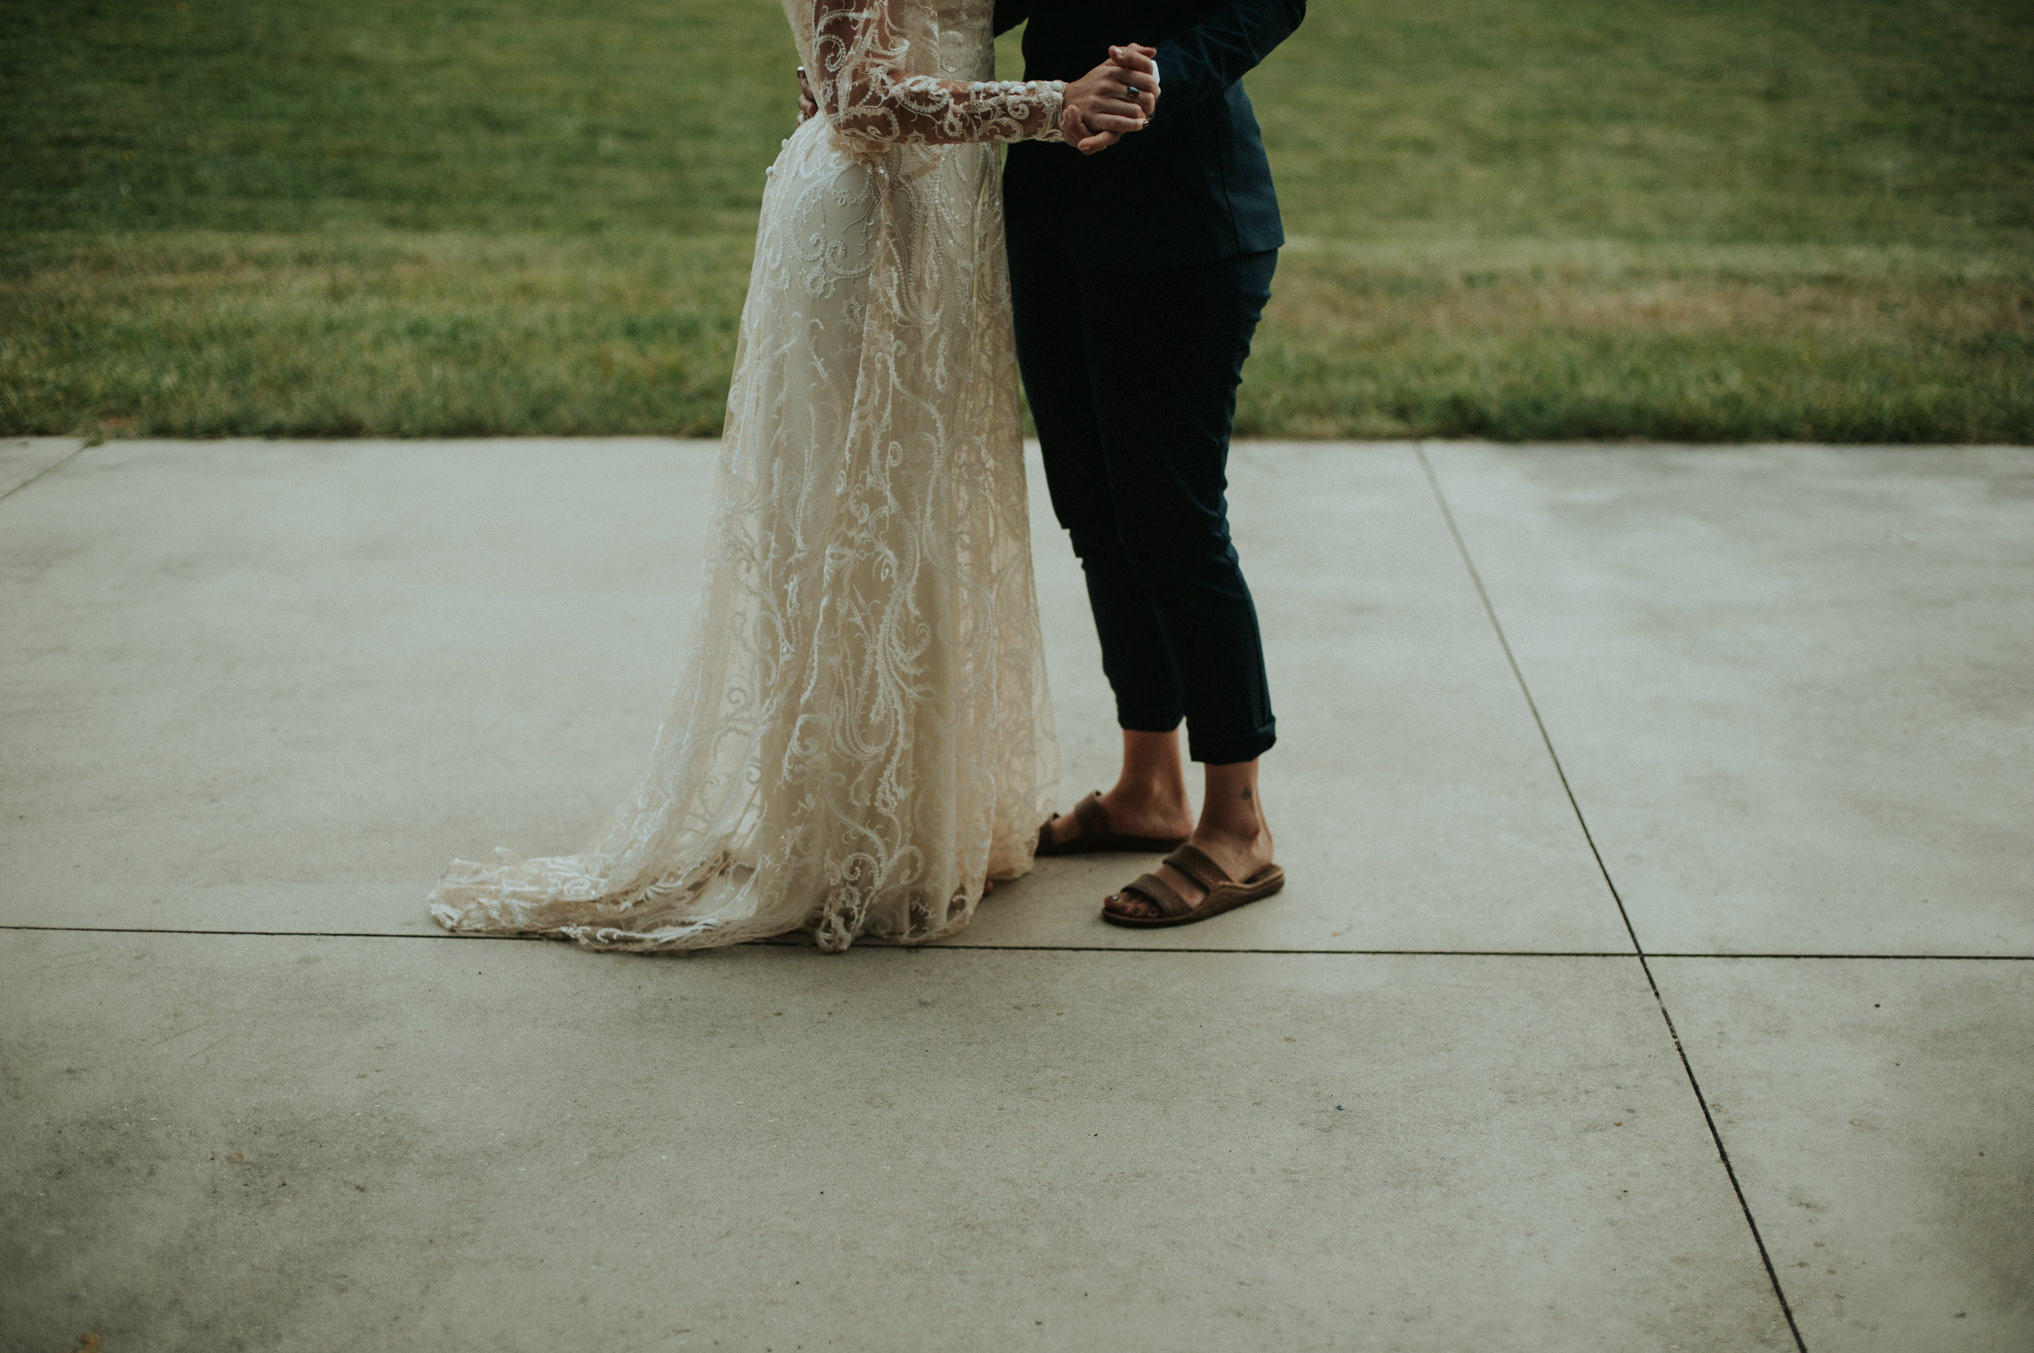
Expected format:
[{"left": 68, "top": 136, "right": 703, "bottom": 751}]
[
  {"left": 810, "top": 0, "right": 1064, "bottom": 150},
  {"left": 429, "top": 0, "right": 1063, "bottom": 952}
]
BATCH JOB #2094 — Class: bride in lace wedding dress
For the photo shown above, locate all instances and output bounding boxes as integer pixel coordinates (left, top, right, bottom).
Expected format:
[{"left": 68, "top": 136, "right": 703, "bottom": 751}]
[{"left": 430, "top": 0, "right": 1133, "bottom": 952}]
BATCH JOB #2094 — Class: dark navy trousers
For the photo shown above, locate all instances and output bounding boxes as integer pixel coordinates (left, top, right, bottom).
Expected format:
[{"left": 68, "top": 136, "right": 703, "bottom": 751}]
[{"left": 1008, "top": 229, "right": 1277, "bottom": 765}]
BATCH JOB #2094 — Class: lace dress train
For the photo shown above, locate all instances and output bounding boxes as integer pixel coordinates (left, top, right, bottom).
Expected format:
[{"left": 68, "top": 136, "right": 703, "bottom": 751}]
[{"left": 429, "top": 0, "right": 1065, "bottom": 951}]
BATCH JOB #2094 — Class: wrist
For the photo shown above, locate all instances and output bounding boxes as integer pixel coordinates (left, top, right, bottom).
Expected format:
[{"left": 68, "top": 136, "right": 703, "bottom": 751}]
[{"left": 1040, "top": 80, "right": 1069, "bottom": 143}]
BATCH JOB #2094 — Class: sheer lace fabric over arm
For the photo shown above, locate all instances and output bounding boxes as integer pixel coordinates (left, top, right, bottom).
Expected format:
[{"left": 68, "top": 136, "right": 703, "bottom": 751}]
[{"left": 812, "top": 0, "right": 1064, "bottom": 146}]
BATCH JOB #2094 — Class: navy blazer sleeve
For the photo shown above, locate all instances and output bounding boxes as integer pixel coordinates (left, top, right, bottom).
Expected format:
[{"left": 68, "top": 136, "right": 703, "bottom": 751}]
[{"left": 1153, "top": 0, "right": 1305, "bottom": 117}]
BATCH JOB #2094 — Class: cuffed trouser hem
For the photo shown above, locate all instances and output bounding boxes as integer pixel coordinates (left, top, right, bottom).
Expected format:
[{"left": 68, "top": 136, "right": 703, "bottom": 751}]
[{"left": 1186, "top": 721, "right": 1276, "bottom": 766}]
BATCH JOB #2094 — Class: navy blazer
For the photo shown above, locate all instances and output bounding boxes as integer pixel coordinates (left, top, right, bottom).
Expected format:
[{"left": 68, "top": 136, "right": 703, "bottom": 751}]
[{"left": 996, "top": 0, "right": 1304, "bottom": 272}]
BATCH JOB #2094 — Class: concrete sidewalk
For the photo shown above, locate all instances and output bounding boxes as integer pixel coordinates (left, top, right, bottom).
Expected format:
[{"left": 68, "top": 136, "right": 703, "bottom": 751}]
[{"left": 2, "top": 436, "right": 2028, "bottom": 1352}]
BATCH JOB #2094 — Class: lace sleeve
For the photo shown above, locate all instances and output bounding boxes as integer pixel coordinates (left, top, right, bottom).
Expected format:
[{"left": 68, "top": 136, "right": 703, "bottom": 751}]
[{"left": 811, "top": 0, "right": 1065, "bottom": 147}]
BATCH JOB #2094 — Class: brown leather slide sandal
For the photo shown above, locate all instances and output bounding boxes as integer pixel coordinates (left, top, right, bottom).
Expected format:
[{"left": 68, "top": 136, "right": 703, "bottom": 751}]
[
  {"left": 1101, "top": 842, "right": 1285, "bottom": 928},
  {"left": 1035, "top": 790, "right": 1191, "bottom": 858}
]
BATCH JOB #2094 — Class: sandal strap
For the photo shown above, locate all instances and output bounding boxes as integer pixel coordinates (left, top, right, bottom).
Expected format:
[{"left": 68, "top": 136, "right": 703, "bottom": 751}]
[
  {"left": 1121, "top": 871, "right": 1192, "bottom": 918},
  {"left": 1070, "top": 791, "right": 1111, "bottom": 838},
  {"left": 1163, "top": 842, "right": 1233, "bottom": 893}
]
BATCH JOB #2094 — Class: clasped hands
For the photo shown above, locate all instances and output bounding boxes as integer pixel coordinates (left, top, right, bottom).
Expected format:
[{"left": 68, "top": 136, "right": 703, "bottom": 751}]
[
  {"left": 792, "top": 43, "right": 1161, "bottom": 155},
  {"left": 1063, "top": 44, "right": 1160, "bottom": 154}
]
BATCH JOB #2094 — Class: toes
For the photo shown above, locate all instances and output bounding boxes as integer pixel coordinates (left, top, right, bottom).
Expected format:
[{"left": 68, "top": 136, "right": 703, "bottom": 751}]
[{"left": 1104, "top": 892, "right": 1155, "bottom": 918}]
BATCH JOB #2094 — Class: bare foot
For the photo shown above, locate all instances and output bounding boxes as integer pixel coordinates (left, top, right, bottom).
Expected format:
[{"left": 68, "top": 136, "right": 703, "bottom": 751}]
[
  {"left": 1104, "top": 759, "right": 1275, "bottom": 920},
  {"left": 1103, "top": 820, "right": 1276, "bottom": 920},
  {"left": 1041, "top": 784, "right": 1194, "bottom": 851}
]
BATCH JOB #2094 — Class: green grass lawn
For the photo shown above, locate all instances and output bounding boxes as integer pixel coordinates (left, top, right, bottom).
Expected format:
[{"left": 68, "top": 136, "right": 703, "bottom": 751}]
[{"left": 4, "top": 0, "right": 2031, "bottom": 440}]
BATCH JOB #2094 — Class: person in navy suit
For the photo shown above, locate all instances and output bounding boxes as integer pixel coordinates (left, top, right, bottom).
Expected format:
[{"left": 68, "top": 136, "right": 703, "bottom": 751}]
[{"left": 999, "top": 0, "right": 1304, "bottom": 927}]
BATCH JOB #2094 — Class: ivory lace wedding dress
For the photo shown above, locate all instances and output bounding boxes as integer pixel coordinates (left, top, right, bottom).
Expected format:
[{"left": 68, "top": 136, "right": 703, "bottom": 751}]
[{"left": 429, "top": 0, "right": 1066, "bottom": 951}]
